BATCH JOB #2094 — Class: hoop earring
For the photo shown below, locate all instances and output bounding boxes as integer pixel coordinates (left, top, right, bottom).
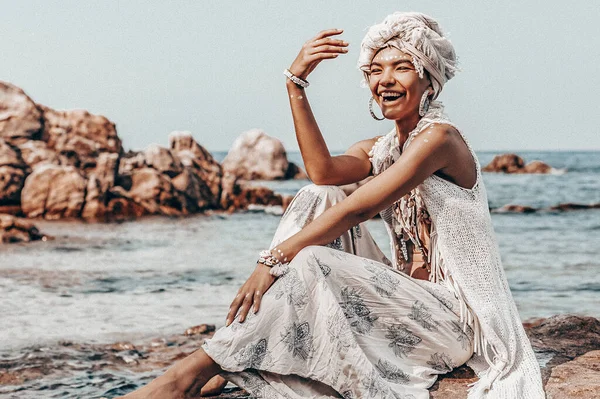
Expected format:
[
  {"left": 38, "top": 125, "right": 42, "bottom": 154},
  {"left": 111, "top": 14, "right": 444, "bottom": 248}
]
[
  {"left": 419, "top": 91, "right": 430, "bottom": 117},
  {"left": 369, "top": 97, "right": 385, "bottom": 121}
]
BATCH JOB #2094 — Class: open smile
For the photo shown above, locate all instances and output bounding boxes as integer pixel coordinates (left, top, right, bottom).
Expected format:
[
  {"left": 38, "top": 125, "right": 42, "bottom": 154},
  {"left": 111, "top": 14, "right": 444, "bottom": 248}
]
[{"left": 379, "top": 91, "right": 405, "bottom": 105}]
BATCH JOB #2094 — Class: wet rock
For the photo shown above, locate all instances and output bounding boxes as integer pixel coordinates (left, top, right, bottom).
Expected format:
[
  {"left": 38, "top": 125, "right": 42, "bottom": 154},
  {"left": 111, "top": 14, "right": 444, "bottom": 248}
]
[
  {"left": 40, "top": 106, "right": 121, "bottom": 173},
  {"left": 169, "top": 131, "right": 222, "bottom": 207},
  {"left": 184, "top": 324, "right": 216, "bottom": 336},
  {"left": 0, "top": 81, "right": 43, "bottom": 142},
  {"left": 522, "top": 160, "right": 553, "bottom": 174},
  {"left": 21, "top": 164, "right": 86, "bottom": 219},
  {"left": 144, "top": 143, "right": 183, "bottom": 177},
  {"left": 0, "top": 139, "right": 27, "bottom": 205},
  {"left": 219, "top": 173, "right": 285, "bottom": 213},
  {"left": 548, "top": 202, "right": 600, "bottom": 212},
  {"left": 171, "top": 166, "right": 215, "bottom": 212},
  {"left": 482, "top": 153, "right": 553, "bottom": 174},
  {"left": 492, "top": 204, "right": 537, "bottom": 214},
  {"left": 222, "top": 128, "right": 306, "bottom": 180},
  {"left": 526, "top": 315, "right": 600, "bottom": 359},
  {"left": 0, "top": 213, "right": 48, "bottom": 243}
]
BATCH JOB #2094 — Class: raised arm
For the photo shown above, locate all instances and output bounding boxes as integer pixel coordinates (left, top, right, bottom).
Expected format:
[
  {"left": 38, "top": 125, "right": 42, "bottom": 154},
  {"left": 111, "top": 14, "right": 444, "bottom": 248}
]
[{"left": 286, "top": 29, "right": 373, "bottom": 186}]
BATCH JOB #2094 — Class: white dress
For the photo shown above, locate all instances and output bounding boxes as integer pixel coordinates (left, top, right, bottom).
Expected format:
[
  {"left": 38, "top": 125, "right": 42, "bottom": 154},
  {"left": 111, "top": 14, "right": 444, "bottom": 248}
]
[{"left": 202, "top": 142, "right": 477, "bottom": 398}]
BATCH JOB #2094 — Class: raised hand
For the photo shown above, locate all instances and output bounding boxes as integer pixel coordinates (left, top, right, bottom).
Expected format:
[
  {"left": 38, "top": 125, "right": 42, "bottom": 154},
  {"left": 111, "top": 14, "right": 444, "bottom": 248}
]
[
  {"left": 226, "top": 263, "right": 277, "bottom": 326},
  {"left": 288, "top": 28, "right": 349, "bottom": 81}
]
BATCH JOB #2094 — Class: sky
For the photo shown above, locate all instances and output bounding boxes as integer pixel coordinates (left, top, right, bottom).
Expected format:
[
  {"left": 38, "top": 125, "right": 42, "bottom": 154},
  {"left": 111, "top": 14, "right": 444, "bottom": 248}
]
[{"left": 1, "top": 1, "right": 599, "bottom": 152}]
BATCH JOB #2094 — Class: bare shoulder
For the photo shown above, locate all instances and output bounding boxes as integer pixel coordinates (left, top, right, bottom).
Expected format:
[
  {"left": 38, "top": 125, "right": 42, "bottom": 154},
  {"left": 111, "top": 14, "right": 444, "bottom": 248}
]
[{"left": 407, "top": 123, "right": 456, "bottom": 152}]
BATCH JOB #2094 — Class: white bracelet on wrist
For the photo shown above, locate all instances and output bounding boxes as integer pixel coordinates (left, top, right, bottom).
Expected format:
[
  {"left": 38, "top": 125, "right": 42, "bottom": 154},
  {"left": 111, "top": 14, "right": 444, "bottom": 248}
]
[{"left": 283, "top": 68, "right": 310, "bottom": 88}]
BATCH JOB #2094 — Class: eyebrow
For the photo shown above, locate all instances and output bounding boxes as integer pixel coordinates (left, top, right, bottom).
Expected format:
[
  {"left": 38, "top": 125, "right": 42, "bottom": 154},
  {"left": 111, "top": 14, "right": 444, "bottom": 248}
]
[{"left": 370, "top": 59, "right": 412, "bottom": 67}]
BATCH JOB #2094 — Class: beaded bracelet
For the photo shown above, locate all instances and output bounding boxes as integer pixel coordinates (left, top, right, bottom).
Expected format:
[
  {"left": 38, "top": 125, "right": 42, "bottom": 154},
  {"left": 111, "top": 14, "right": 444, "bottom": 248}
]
[
  {"left": 257, "top": 249, "right": 289, "bottom": 277},
  {"left": 283, "top": 69, "right": 310, "bottom": 88}
]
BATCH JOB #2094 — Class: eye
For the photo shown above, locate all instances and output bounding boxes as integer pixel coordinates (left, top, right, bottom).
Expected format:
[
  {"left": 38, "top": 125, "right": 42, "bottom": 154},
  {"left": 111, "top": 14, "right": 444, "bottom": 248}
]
[
  {"left": 396, "top": 66, "right": 411, "bottom": 71},
  {"left": 371, "top": 69, "right": 382, "bottom": 74}
]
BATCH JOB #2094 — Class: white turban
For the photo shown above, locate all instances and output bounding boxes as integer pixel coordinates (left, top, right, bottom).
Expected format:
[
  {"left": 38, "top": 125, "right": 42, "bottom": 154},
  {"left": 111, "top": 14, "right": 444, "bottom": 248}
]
[{"left": 357, "top": 12, "right": 458, "bottom": 100}]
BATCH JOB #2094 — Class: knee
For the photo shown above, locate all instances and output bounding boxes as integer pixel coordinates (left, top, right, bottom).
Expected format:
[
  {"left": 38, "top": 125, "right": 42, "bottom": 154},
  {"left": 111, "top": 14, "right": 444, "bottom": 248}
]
[
  {"left": 295, "top": 183, "right": 347, "bottom": 202},
  {"left": 292, "top": 245, "right": 330, "bottom": 265}
]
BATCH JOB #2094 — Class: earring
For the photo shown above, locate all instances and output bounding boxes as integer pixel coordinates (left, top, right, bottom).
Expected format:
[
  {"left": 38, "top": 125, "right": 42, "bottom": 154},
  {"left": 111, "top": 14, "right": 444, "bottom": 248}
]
[
  {"left": 419, "top": 91, "right": 430, "bottom": 117},
  {"left": 369, "top": 97, "right": 385, "bottom": 121}
]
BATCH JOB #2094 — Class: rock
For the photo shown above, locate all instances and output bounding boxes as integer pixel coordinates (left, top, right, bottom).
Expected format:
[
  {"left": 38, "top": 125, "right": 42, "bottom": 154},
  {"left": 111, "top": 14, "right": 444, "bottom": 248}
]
[
  {"left": 482, "top": 153, "right": 553, "bottom": 174},
  {"left": 548, "top": 203, "right": 600, "bottom": 212},
  {"left": 144, "top": 144, "right": 183, "bottom": 177},
  {"left": 492, "top": 204, "right": 537, "bottom": 214},
  {"left": 219, "top": 174, "right": 284, "bottom": 213},
  {"left": 0, "top": 213, "right": 48, "bottom": 243},
  {"left": 169, "top": 131, "right": 222, "bottom": 207},
  {"left": 0, "top": 139, "right": 28, "bottom": 205},
  {"left": 171, "top": 167, "right": 215, "bottom": 212},
  {"left": 40, "top": 106, "right": 121, "bottom": 173},
  {"left": 544, "top": 350, "right": 600, "bottom": 399},
  {"left": 0, "top": 81, "right": 43, "bottom": 142},
  {"left": 21, "top": 164, "right": 86, "bottom": 219},
  {"left": 15, "top": 140, "right": 59, "bottom": 169},
  {"left": 184, "top": 324, "right": 216, "bottom": 336},
  {"left": 127, "top": 167, "right": 186, "bottom": 216},
  {"left": 81, "top": 153, "right": 120, "bottom": 221},
  {"left": 222, "top": 128, "right": 300, "bottom": 180},
  {"left": 526, "top": 315, "right": 600, "bottom": 359},
  {"left": 523, "top": 160, "right": 553, "bottom": 174},
  {"left": 285, "top": 161, "right": 308, "bottom": 180}
]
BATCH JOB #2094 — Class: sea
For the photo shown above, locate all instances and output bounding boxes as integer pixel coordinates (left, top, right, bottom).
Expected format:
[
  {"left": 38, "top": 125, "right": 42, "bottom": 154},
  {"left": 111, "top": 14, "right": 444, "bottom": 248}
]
[{"left": 0, "top": 150, "right": 598, "bottom": 398}]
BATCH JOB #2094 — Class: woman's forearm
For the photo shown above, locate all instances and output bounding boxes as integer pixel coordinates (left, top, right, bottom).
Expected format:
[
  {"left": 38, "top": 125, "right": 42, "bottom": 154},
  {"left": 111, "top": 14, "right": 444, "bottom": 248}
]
[{"left": 286, "top": 80, "right": 333, "bottom": 182}]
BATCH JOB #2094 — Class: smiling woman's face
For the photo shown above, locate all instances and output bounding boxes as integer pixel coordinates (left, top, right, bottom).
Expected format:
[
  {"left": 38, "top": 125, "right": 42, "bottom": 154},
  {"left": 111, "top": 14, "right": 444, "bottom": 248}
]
[{"left": 367, "top": 46, "right": 432, "bottom": 121}]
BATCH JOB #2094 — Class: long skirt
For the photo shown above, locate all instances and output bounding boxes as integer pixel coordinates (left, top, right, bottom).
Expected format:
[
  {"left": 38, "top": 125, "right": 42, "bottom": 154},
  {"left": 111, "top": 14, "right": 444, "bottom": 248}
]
[{"left": 202, "top": 184, "right": 474, "bottom": 399}]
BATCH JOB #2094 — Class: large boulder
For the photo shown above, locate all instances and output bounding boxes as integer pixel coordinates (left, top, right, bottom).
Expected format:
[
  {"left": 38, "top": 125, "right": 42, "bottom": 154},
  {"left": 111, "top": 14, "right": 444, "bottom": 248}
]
[
  {"left": 169, "top": 131, "right": 222, "bottom": 207},
  {"left": 40, "top": 106, "right": 121, "bottom": 173},
  {"left": 482, "top": 153, "right": 553, "bottom": 174},
  {"left": 21, "top": 164, "right": 86, "bottom": 219},
  {"left": 0, "top": 81, "right": 43, "bottom": 142},
  {"left": 222, "top": 128, "right": 306, "bottom": 180}
]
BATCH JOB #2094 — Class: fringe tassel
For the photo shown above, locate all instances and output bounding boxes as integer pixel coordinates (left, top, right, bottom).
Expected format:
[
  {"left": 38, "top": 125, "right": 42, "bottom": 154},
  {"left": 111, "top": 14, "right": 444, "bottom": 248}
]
[{"left": 428, "top": 226, "right": 510, "bottom": 397}]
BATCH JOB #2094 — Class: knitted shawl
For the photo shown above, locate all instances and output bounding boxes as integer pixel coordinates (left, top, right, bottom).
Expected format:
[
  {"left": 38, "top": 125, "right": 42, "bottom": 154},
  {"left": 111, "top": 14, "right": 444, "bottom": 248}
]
[{"left": 369, "top": 101, "right": 545, "bottom": 398}]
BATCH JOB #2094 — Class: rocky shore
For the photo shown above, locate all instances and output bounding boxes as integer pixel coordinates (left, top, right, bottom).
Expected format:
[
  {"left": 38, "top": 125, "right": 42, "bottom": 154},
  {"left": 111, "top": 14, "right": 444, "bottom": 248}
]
[
  {"left": 0, "top": 315, "right": 597, "bottom": 398},
  {"left": 0, "top": 81, "right": 308, "bottom": 241}
]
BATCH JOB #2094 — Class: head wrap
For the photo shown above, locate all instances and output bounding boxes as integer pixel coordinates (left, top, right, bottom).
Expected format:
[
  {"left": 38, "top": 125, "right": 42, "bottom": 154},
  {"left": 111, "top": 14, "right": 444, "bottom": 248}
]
[{"left": 357, "top": 12, "right": 458, "bottom": 100}]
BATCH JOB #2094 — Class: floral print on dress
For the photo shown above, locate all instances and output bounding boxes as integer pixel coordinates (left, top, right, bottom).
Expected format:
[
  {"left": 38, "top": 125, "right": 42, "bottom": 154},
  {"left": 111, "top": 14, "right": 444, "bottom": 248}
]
[
  {"left": 280, "top": 321, "right": 314, "bottom": 361},
  {"left": 364, "top": 262, "right": 401, "bottom": 297},
  {"left": 340, "top": 287, "right": 379, "bottom": 335},
  {"left": 273, "top": 267, "right": 308, "bottom": 308},
  {"left": 289, "top": 190, "right": 323, "bottom": 228},
  {"left": 451, "top": 320, "right": 474, "bottom": 351},
  {"left": 234, "top": 338, "right": 272, "bottom": 369},
  {"left": 326, "top": 309, "right": 358, "bottom": 352},
  {"left": 386, "top": 323, "right": 422, "bottom": 358},
  {"left": 326, "top": 236, "right": 344, "bottom": 251},
  {"left": 408, "top": 300, "right": 439, "bottom": 331},
  {"left": 426, "top": 352, "right": 455, "bottom": 373},
  {"left": 375, "top": 359, "right": 410, "bottom": 384}
]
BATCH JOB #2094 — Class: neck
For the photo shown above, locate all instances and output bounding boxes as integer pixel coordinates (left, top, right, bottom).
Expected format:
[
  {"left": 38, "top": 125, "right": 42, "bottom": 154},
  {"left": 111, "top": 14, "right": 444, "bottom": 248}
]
[{"left": 394, "top": 112, "right": 422, "bottom": 148}]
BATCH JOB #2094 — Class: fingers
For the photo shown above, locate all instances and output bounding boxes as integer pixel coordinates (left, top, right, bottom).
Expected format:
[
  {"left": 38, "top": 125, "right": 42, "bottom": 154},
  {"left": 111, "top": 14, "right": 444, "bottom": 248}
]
[
  {"left": 237, "top": 292, "right": 254, "bottom": 323},
  {"left": 253, "top": 289, "right": 263, "bottom": 314},
  {"left": 311, "top": 28, "right": 344, "bottom": 42},
  {"left": 226, "top": 291, "right": 244, "bottom": 326},
  {"left": 309, "top": 44, "right": 348, "bottom": 55}
]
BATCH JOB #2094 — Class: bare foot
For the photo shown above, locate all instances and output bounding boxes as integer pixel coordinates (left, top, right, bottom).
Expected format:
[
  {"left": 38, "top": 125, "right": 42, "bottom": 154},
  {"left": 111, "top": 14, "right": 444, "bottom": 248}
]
[{"left": 200, "top": 375, "right": 228, "bottom": 396}]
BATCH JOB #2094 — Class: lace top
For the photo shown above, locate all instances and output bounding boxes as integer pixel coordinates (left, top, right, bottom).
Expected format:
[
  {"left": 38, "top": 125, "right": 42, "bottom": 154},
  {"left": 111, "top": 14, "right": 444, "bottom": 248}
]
[{"left": 368, "top": 101, "right": 545, "bottom": 398}]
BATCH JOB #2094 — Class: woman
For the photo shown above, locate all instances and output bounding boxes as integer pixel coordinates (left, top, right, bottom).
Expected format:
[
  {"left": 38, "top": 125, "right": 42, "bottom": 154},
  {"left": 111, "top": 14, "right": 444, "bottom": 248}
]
[{"left": 119, "top": 12, "right": 545, "bottom": 399}]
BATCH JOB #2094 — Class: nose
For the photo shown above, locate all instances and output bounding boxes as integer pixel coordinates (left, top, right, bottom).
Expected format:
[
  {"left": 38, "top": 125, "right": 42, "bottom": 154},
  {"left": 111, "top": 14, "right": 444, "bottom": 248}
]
[{"left": 380, "top": 67, "right": 396, "bottom": 86}]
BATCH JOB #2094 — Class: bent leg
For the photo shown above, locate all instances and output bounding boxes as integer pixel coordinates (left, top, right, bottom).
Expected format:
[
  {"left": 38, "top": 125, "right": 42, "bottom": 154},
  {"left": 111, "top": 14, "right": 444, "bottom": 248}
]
[{"left": 271, "top": 184, "right": 391, "bottom": 266}]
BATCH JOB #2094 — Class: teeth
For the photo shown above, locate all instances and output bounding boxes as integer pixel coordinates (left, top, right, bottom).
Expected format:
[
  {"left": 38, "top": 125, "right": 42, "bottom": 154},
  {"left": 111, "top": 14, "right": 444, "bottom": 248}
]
[{"left": 381, "top": 92, "right": 404, "bottom": 99}]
